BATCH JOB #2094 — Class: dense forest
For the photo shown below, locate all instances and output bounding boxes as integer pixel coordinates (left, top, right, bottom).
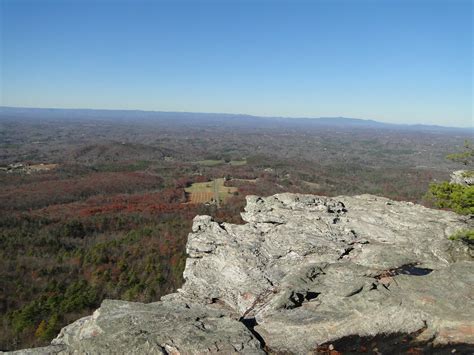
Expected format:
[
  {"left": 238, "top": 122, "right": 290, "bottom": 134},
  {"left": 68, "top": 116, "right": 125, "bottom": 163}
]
[{"left": 0, "top": 109, "right": 471, "bottom": 350}]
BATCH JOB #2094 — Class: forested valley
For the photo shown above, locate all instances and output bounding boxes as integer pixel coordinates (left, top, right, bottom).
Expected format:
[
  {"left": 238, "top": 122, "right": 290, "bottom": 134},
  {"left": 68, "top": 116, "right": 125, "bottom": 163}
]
[{"left": 0, "top": 109, "right": 471, "bottom": 350}]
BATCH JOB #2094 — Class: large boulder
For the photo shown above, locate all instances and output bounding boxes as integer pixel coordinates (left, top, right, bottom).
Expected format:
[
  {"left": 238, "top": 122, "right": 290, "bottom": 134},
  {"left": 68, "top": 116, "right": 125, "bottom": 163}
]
[{"left": 9, "top": 194, "right": 473, "bottom": 354}]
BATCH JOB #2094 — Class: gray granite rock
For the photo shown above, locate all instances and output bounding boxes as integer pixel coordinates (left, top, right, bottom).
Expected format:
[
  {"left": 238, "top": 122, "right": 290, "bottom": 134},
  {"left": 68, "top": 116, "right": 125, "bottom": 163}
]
[
  {"left": 451, "top": 170, "right": 474, "bottom": 186},
  {"left": 8, "top": 193, "right": 473, "bottom": 354},
  {"left": 10, "top": 299, "right": 263, "bottom": 355}
]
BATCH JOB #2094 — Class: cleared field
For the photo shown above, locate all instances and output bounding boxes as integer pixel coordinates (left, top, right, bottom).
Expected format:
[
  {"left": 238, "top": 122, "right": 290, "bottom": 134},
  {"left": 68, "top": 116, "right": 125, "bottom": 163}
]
[
  {"left": 194, "top": 160, "right": 224, "bottom": 166},
  {"left": 185, "top": 178, "right": 237, "bottom": 204},
  {"left": 187, "top": 191, "right": 215, "bottom": 204},
  {"left": 29, "top": 163, "right": 58, "bottom": 171},
  {"left": 194, "top": 159, "right": 247, "bottom": 166},
  {"left": 232, "top": 178, "right": 258, "bottom": 183},
  {"left": 229, "top": 159, "right": 247, "bottom": 166}
]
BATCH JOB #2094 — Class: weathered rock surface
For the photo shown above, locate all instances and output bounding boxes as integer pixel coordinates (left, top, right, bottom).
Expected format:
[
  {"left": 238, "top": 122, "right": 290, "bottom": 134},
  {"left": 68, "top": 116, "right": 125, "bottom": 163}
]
[
  {"left": 451, "top": 170, "right": 474, "bottom": 186},
  {"left": 9, "top": 194, "right": 474, "bottom": 354}
]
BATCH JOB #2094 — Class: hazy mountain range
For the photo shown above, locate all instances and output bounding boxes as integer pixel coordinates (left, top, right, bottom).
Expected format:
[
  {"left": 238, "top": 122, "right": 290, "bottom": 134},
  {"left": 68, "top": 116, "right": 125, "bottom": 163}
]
[{"left": 0, "top": 106, "right": 471, "bottom": 132}]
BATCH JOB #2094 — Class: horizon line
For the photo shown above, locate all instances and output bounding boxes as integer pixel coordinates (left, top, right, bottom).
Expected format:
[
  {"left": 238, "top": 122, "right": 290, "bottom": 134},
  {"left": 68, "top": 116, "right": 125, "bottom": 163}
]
[{"left": 0, "top": 105, "right": 472, "bottom": 130}]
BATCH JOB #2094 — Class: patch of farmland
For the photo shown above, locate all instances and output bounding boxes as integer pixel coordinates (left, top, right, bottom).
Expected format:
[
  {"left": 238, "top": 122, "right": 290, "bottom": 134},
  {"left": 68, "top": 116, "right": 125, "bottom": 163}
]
[
  {"left": 194, "top": 160, "right": 224, "bottom": 166},
  {"left": 185, "top": 178, "right": 237, "bottom": 204},
  {"left": 193, "top": 159, "right": 247, "bottom": 166},
  {"left": 187, "top": 191, "right": 215, "bottom": 204},
  {"left": 231, "top": 178, "right": 258, "bottom": 183}
]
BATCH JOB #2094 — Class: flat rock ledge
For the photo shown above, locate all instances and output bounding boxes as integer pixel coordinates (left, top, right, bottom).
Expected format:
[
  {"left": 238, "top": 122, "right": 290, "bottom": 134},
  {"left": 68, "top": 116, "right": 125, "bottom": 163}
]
[{"left": 8, "top": 194, "right": 474, "bottom": 354}]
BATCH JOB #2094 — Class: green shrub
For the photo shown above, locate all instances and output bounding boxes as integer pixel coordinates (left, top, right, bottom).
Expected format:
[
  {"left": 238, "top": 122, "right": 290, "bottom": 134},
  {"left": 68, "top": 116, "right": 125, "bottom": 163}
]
[
  {"left": 461, "top": 170, "right": 474, "bottom": 178},
  {"left": 449, "top": 229, "right": 474, "bottom": 246},
  {"left": 426, "top": 182, "right": 474, "bottom": 215}
]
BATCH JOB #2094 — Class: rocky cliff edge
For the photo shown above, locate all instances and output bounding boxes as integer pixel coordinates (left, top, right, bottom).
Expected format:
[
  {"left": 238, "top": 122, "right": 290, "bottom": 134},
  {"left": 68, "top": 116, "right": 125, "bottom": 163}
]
[{"left": 9, "top": 194, "right": 474, "bottom": 354}]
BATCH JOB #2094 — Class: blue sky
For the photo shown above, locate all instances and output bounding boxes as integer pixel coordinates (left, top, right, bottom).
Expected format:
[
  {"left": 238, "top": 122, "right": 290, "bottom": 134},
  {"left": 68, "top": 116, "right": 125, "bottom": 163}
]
[{"left": 1, "top": 0, "right": 472, "bottom": 127}]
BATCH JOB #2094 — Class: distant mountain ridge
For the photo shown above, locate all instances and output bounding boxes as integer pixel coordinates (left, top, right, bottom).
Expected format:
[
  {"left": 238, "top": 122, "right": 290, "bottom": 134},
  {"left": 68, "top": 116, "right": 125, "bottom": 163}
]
[{"left": 0, "top": 106, "right": 471, "bottom": 132}]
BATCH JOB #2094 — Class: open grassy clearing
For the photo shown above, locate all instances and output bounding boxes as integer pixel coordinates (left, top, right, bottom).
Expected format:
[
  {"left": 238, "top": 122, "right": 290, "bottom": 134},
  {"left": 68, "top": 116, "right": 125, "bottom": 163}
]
[
  {"left": 231, "top": 178, "right": 258, "bottom": 183},
  {"left": 193, "top": 159, "right": 247, "bottom": 166},
  {"left": 228, "top": 159, "right": 247, "bottom": 166},
  {"left": 185, "top": 178, "right": 237, "bottom": 204}
]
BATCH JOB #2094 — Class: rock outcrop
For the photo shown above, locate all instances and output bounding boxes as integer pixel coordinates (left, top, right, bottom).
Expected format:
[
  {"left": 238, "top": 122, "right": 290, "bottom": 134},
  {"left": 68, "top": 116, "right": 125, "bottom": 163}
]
[
  {"left": 451, "top": 170, "right": 474, "bottom": 186},
  {"left": 9, "top": 194, "right": 474, "bottom": 354}
]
